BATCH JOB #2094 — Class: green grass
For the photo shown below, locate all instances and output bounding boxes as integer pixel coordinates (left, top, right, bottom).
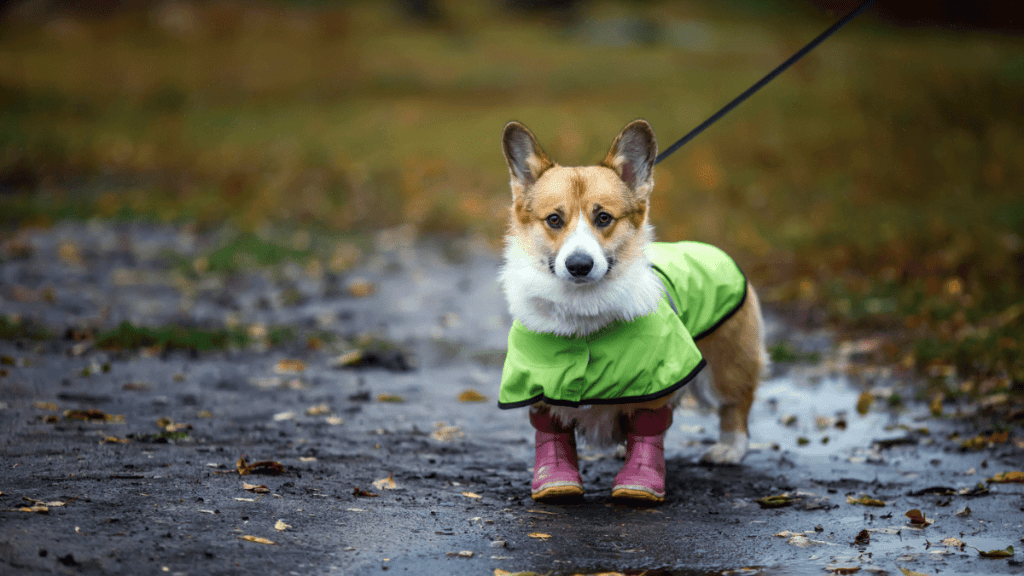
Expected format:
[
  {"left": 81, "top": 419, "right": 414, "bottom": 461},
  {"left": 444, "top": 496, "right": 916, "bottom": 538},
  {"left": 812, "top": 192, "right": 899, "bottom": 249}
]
[{"left": 1, "top": 1, "right": 1022, "bottom": 401}]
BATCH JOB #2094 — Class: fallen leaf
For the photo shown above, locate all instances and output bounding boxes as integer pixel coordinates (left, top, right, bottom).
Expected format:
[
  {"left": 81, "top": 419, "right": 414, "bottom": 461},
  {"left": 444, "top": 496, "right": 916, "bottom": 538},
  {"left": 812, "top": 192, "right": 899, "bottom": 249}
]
[
  {"left": 854, "top": 529, "right": 870, "bottom": 545},
  {"left": 431, "top": 424, "right": 465, "bottom": 442},
  {"left": 353, "top": 487, "right": 378, "bottom": 498},
  {"left": 376, "top": 393, "right": 404, "bottom": 403},
  {"left": 987, "top": 471, "right": 1024, "bottom": 483},
  {"left": 23, "top": 496, "right": 76, "bottom": 507},
  {"left": 461, "top": 492, "right": 482, "bottom": 499},
  {"left": 954, "top": 506, "right": 971, "bottom": 517},
  {"left": 897, "top": 566, "right": 930, "bottom": 576},
  {"left": 6, "top": 505, "right": 48, "bottom": 513},
  {"left": 372, "top": 474, "right": 398, "bottom": 491},
  {"left": 274, "top": 520, "right": 291, "bottom": 531},
  {"left": 856, "top": 391, "right": 873, "bottom": 415},
  {"left": 976, "top": 545, "right": 1014, "bottom": 558},
  {"left": 458, "top": 390, "right": 488, "bottom": 402},
  {"left": 299, "top": 456, "right": 317, "bottom": 462},
  {"left": 528, "top": 533, "right": 551, "bottom": 540},
  {"left": 64, "top": 409, "right": 123, "bottom": 423},
  {"left": 847, "top": 495, "right": 886, "bottom": 507},
  {"left": 825, "top": 566, "right": 860, "bottom": 574},
  {"left": 32, "top": 402, "right": 58, "bottom": 411},
  {"left": 243, "top": 483, "right": 270, "bottom": 494},
  {"left": 272, "top": 411, "right": 296, "bottom": 422},
  {"left": 905, "top": 509, "right": 934, "bottom": 527},
  {"left": 756, "top": 494, "right": 794, "bottom": 508},
  {"left": 235, "top": 497, "right": 258, "bottom": 502},
  {"left": 325, "top": 416, "right": 344, "bottom": 425},
  {"left": 347, "top": 278, "right": 375, "bottom": 298},
  {"left": 197, "top": 410, "right": 213, "bottom": 418},
  {"left": 239, "top": 535, "right": 275, "bottom": 545},
  {"left": 940, "top": 537, "right": 966, "bottom": 549},
  {"left": 305, "top": 403, "right": 331, "bottom": 416},
  {"left": 274, "top": 359, "right": 307, "bottom": 373},
  {"left": 235, "top": 457, "right": 286, "bottom": 476},
  {"left": 451, "top": 551, "right": 473, "bottom": 558},
  {"left": 957, "top": 483, "right": 989, "bottom": 496},
  {"left": 961, "top": 430, "right": 1009, "bottom": 450},
  {"left": 102, "top": 436, "right": 129, "bottom": 444}
]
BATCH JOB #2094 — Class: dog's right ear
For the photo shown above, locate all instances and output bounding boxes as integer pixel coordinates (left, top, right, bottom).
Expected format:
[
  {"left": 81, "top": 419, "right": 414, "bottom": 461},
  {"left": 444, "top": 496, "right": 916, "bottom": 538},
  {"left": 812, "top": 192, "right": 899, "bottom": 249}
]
[{"left": 502, "top": 122, "right": 553, "bottom": 194}]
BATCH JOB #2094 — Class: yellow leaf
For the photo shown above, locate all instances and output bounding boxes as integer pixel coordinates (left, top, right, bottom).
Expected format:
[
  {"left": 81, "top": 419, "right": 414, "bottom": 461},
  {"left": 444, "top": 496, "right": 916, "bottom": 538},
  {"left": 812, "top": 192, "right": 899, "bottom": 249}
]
[
  {"left": 461, "top": 491, "right": 481, "bottom": 499},
  {"left": 430, "top": 424, "right": 464, "bottom": 442},
  {"left": 305, "top": 403, "right": 331, "bottom": 416},
  {"left": 274, "top": 520, "right": 291, "bottom": 531},
  {"left": 458, "top": 390, "right": 488, "bottom": 402},
  {"left": 102, "top": 436, "right": 129, "bottom": 444},
  {"left": 239, "top": 535, "right": 276, "bottom": 545},
  {"left": 847, "top": 495, "right": 885, "bottom": 507},
  {"left": 756, "top": 494, "right": 794, "bottom": 508},
  {"left": 274, "top": 359, "right": 306, "bottom": 373},
  {"left": 373, "top": 474, "right": 398, "bottom": 490},
  {"left": 325, "top": 416, "right": 344, "bottom": 426},
  {"left": 856, "top": 391, "right": 873, "bottom": 415},
  {"left": 987, "top": 471, "right": 1024, "bottom": 483},
  {"left": 977, "top": 545, "right": 1014, "bottom": 558},
  {"left": 377, "top": 393, "right": 404, "bottom": 403},
  {"left": 528, "top": 532, "right": 551, "bottom": 540}
]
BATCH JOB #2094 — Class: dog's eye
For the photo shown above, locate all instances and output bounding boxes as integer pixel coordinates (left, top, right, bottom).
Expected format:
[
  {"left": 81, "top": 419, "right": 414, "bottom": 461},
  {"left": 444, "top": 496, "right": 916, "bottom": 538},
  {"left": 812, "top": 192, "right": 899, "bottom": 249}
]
[
  {"left": 595, "top": 212, "right": 613, "bottom": 227},
  {"left": 545, "top": 214, "right": 563, "bottom": 228}
]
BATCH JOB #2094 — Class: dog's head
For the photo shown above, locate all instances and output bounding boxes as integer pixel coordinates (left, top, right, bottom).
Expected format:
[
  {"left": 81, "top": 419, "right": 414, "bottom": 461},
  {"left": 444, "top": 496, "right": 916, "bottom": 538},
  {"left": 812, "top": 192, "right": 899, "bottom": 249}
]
[{"left": 501, "top": 120, "right": 657, "bottom": 286}]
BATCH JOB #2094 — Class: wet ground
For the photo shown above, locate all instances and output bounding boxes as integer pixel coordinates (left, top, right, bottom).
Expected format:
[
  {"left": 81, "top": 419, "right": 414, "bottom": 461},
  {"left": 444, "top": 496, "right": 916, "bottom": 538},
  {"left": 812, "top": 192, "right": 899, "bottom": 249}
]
[{"left": 1, "top": 221, "right": 1022, "bottom": 576}]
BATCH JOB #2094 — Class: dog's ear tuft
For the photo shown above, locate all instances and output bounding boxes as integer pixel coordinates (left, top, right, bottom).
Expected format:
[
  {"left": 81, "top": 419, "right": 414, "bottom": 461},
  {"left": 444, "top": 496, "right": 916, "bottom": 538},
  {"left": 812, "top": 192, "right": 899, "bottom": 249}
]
[
  {"left": 502, "top": 122, "right": 553, "bottom": 190},
  {"left": 603, "top": 120, "right": 657, "bottom": 195}
]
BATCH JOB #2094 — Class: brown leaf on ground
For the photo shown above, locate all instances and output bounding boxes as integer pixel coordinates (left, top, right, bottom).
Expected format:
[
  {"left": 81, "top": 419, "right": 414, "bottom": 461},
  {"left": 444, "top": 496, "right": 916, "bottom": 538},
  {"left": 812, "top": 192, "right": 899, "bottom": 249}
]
[
  {"left": 976, "top": 545, "right": 1014, "bottom": 558},
  {"left": 305, "top": 403, "right": 331, "bottom": 416},
  {"left": 243, "top": 483, "right": 270, "bottom": 494},
  {"left": 987, "top": 471, "right": 1024, "bottom": 483},
  {"left": 274, "top": 359, "right": 306, "bottom": 374},
  {"left": 756, "top": 494, "right": 794, "bottom": 508},
  {"left": 372, "top": 473, "right": 398, "bottom": 491},
  {"left": 274, "top": 520, "right": 291, "bottom": 531},
  {"left": 353, "top": 487, "right": 378, "bottom": 498},
  {"left": 23, "top": 496, "right": 77, "bottom": 508},
  {"left": 905, "top": 508, "right": 934, "bottom": 527},
  {"left": 431, "top": 423, "right": 465, "bottom": 442},
  {"left": 457, "top": 390, "right": 488, "bottom": 402},
  {"left": 856, "top": 391, "right": 873, "bottom": 415},
  {"left": 236, "top": 456, "right": 286, "bottom": 476},
  {"left": 347, "top": 278, "right": 375, "bottom": 298},
  {"left": 847, "top": 495, "right": 885, "bottom": 507},
  {"left": 960, "top": 430, "right": 1009, "bottom": 450},
  {"left": 854, "top": 529, "right": 870, "bottom": 545},
  {"left": 238, "top": 535, "right": 276, "bottom": 545},
  {"left": 461, "top": 492, "right": 481, "bottom": 499},
  {"left": 376, "top": 393, "right": 404, "bottom": 403},
  {"left": 825, "top": 566, "right": 860, "bottom": 574},
  {"left": 64, "top": 409, "right": 124, "bottom": 423},
  {"left": 6, "top": 505, "right": 49, "bottom": 513},
  {"left": 102, "top": 436, "right": 129, "bottom": 444},
  {"left": 941, "top": 537, "right": 966, "bottom": 549},
  {"left": 897, "top": 566, "right": 931, "bottom": 576},
  {"left": 528, "top": 533, "right": 551, "bottom": 540}
]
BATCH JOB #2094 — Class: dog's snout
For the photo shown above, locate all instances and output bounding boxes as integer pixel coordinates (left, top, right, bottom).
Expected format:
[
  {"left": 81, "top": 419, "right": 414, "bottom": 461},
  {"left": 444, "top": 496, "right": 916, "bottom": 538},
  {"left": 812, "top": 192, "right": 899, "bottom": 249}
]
[{"left": 565, "top": 252, "right": 594, "bottom": 278}]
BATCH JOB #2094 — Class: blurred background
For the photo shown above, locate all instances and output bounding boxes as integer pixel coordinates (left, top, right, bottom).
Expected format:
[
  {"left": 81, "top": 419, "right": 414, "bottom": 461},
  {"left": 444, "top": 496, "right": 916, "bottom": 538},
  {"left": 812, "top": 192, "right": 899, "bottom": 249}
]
[{"left": 1, "top": 1, "right": 1022, "bottom": 395}]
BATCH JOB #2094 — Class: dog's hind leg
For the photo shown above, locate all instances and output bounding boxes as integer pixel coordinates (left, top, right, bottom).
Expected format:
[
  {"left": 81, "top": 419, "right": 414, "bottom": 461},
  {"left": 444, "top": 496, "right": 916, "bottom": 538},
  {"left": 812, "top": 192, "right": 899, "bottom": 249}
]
[{"left": 695, "top": 283, "right": 766, "bottom": 464}]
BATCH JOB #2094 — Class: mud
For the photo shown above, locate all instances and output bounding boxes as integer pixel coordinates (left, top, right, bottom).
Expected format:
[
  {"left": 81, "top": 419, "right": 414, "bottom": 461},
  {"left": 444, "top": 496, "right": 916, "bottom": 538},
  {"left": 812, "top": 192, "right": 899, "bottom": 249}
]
[{"left": 1, "top": 221, "right": 1022, "bottom": 575}]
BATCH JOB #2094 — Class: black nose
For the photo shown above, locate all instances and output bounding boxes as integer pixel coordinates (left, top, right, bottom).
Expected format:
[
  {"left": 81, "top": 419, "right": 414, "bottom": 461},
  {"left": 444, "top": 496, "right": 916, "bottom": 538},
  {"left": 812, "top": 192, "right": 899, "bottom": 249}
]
[{"left": 565, "top": 252, "right": 594, "bottom": 277}]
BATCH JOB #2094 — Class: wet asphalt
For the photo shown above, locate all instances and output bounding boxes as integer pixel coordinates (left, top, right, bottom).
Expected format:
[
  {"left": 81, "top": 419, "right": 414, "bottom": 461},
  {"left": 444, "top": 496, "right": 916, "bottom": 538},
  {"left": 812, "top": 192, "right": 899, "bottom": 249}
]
[{"left": 1, "top": 221, "right": 1022, "bottom": 575}]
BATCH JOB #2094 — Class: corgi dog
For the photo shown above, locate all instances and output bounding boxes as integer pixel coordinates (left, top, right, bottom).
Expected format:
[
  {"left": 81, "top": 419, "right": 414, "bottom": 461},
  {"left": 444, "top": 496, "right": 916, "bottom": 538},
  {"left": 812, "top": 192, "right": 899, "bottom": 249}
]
[{"left": 497, "top": 120, "right": 767, "bottom": 503}]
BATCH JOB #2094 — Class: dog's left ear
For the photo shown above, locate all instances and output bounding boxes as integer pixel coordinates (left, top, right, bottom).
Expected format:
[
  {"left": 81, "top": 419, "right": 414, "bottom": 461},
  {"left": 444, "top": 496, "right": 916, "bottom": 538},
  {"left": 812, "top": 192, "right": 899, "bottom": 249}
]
[{"left": 602, "top": 120, "right": 657, "bottom": 196}]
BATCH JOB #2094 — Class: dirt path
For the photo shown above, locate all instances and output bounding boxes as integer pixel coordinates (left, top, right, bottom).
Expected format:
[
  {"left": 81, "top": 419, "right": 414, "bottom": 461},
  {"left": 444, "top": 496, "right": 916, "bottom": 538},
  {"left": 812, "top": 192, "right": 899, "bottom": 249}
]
[{"left": 1, "top": 222, "right": 1022, "bottom": 575}]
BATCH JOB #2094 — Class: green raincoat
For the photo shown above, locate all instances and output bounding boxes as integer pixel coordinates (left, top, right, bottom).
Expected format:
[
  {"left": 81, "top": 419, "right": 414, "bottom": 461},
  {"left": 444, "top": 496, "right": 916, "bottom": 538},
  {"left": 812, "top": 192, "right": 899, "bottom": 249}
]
[{"left": 498, "top": 241, "right": 747, "bottom": 409}]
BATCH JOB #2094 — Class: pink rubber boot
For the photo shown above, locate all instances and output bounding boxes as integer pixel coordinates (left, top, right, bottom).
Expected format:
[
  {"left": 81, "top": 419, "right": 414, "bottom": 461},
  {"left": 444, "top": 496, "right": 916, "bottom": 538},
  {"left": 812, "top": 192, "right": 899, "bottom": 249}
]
[
  {"left": 612, "top": 407, "right": 672, "bottom": 503},
  {"left": 529, "top": 407, "right": 583, "bottom": 501}
]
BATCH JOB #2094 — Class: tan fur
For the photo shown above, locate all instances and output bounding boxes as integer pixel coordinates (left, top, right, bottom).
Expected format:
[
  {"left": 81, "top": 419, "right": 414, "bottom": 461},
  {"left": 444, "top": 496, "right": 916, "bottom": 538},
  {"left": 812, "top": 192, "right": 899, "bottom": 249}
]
[{"left": 510, "top": 165, "right": 648, "bottom": 274}]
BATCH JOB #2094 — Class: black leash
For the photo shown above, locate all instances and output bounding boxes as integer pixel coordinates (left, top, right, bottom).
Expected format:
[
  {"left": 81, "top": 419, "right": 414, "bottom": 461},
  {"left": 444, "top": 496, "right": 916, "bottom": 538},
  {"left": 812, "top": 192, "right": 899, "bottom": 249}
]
[{"left": 655, "top": 0, "right": 876, "bottom": 165}]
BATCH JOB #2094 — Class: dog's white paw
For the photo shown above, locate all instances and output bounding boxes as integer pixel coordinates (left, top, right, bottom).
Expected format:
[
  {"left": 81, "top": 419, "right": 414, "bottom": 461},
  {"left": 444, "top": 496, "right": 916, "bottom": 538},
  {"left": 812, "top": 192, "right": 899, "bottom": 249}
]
[{"left": 699, "top": 432, "right": 748, "bottom": 465}]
